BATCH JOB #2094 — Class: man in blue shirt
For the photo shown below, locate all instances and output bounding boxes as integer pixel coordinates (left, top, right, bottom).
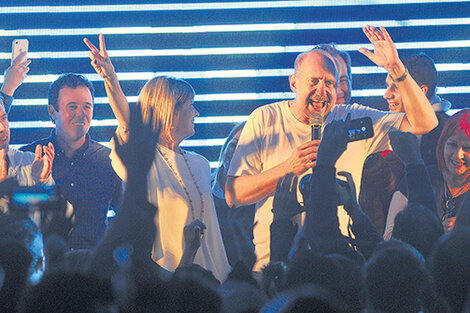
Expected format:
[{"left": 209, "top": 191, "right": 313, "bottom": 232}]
[{"left": 19, "top": 73, "right": 122, "bottom": 250}]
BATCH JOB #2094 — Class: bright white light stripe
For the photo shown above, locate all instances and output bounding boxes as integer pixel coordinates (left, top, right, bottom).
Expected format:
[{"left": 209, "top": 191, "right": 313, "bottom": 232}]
[
  {"left": 435, "top": 86, "right": 470, "bottom": 94},
  {"left": 447, "top": 109, "right": 463, "bottom": 116},
  {"left": 3, "top": 17, "right": 470, "bottom": 37},
  {"left": 352, "top": 86, "right": 470, "bottom": 97},
  {"left": 8, "top": 116, "right": 250, "bottom": 129},
  {"left": 10, "top": 84, "right": 470, "bottom": 108},
  {"left": 10, "top": 137, "right": 227, "bottom": 150},
  {"left": 3, "top": 62, "right": 470, "bottom": 86},
  {"left": 180, "top": 138, "right": 226, "bottom": 147},
  {"left": 10, "top": 92, "right": 294, "bottom": 107},
  {"left": 0, "top": 0, "right": 465, "bottom": 14},
  {"left": 0, "top": 69, "right": 295, "bottom": 84},
  {"left": 195, "top": 116, "right": 248, "bottom": 124},
  {"left": 3, "top": 62, "right": 470, "bottom": 85},
  {"left": 196, "top": 92, "right": 294, "bottom": 101},
  {"left": 2, "top": 39, "right": 470, "bottom": 61},
  {"left": 210, "top": 161, "right": 221, "bottom": 169}
]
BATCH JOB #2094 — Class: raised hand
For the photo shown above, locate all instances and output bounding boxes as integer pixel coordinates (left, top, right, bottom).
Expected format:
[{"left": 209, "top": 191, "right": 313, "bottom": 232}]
[
  {"left": 83, "top": 34, "right": 116, "bottom": 80},
  {"left": 359, "top": 26, "right": 404, "bottom": 76},
  {"left": 113, "top": 103, "right": 159, "bottom": 175},
  {"left": 1, "top": 51, "right": 31, "bottom": 96},
  {"left": 178, "top": 218, "right": 207, "bottom": 267},
  {"left": 316, "top": 113, "right": 351, "bottom": 167},
  {"left": 337, "top": 171, "right": 359, "bottom": 213},
  {"left": 31, "top": 143, "right": 55, "bottom": 181},
  {"left": 388, "top": 131, "right": 423, "bottom": 165},
  {"left": 272, "top": 173, "right": 304, "bottom": 220}
]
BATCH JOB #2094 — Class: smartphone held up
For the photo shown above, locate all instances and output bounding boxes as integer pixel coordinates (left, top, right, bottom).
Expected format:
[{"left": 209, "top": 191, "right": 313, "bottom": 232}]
[{"left": 12, "top": 39, "right": 28, "bottom": 65}]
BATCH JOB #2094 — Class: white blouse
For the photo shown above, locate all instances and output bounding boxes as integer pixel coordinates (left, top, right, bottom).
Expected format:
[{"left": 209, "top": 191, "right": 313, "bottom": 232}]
[{"left": 110, "top": 143, "right": 230, "bottom": 282}]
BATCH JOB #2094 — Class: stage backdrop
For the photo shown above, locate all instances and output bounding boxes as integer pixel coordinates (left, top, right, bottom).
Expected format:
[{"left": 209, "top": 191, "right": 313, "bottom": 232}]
[{"left": 1, "top": 0, "right": 469, "bottom": 168}]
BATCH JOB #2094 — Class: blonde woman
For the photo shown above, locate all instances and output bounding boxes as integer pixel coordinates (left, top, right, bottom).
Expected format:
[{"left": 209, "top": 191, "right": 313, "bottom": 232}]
[{"left": 84, "top": 35, "right": 229, "bottom": 281}]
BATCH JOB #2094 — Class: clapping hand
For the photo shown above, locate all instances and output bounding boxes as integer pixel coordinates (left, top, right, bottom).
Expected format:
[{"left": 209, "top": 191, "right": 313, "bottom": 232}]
[{"left": 31, "top": 143, "right": 55, "bottom": 182}]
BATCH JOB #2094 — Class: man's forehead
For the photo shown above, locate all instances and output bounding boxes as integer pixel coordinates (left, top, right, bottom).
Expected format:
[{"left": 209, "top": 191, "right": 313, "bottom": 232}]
[
  {"left": 297, "top": 50, "right": 337, "bottom": 78},
  {"left": 58, "top": 87, "right": 94, "bottom": 104}
]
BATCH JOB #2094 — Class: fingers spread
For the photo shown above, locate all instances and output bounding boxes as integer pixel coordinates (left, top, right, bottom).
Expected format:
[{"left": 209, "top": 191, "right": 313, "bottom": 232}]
[
  {"left": 83, "top": 38, "right": 100, "bottom": 55},
  {"left": 99, "top": 34, "right": 107, "bottom": 55},
  {"left": 34, "top": 144, "right": 42, "bottom": 161}
]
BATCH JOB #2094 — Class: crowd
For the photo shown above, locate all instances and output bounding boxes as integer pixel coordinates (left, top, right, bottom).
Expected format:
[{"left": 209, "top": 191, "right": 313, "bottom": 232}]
[{"left": 1, "top": 25, "right": 470, "bottom": 313}]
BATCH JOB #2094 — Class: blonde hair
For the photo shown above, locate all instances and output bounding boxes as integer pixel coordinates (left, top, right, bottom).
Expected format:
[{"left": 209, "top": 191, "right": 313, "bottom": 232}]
[{"left": 137, "top": 76, "right": 195, "bottom": 143}]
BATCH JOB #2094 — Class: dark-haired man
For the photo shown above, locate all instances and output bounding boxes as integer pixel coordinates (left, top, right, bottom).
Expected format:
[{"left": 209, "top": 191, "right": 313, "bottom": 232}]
[
  {"left": 384, "top": 52, "right": 450, "bottom": 166},
  {"left": 19, "top": 73, "right": 122, "bottom": 250}
]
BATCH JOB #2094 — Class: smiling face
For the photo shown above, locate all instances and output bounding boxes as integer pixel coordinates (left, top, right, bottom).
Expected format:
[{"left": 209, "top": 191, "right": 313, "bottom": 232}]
[
  {"left": 289, "top": 51, "right": 337, "bottom": 122},
  {"left": 336, "top": 57, "right": 352, "bottom": 105},
  {"left": 384, "top": 74, "right": 404, "bottom": 113},
  {"left": 0, "top": 105, "right": 10, "bottom": 151},
  {"left": 444, "top": 131, "right": 470, "bottom": 179},
  {"left": 49, "top": 86, "right": 93, "bottom": 145},
  {"left": 171, "top": 98, "right": 199, "bottom": 143}
]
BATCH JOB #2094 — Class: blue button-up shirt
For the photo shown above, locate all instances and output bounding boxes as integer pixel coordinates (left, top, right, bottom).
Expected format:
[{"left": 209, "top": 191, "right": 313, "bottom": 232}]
[{"left": 20, "top": 131, "right": 123, "bottom": 250}]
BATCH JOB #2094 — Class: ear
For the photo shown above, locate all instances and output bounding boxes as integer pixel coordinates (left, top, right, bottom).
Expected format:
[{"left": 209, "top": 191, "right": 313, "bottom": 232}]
[
  {"left": 420, "top": 84, "right": 429, "bottom": 97},
  {"left": 289, "top": 74, "right": 297, "bottom": 93},
  {"left": 48, "top": 104, "right": 57, "bottom": 121}
]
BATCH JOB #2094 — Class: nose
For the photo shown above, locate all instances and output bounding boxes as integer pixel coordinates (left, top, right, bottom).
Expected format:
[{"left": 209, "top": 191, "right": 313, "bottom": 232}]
[
  {"left": 384, "top": 86, "right": 393, "bottom": 100},
  {"left": 74, "top": 107, "right": 85, "bottom": 118},
  {"left": 316, "top": 80, "right": 327, "bottom": 97},
  {"left": 458, "top": 147, "right": 465, "bottom": 160},
  {"left": 193, "top": 105, "right": 200, "bottom": 117}
]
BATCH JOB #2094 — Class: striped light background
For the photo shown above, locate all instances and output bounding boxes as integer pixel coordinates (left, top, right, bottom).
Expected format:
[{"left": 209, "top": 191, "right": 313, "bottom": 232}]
[{"left": 1, "top": 0, "right": 469, "bottom": 167}]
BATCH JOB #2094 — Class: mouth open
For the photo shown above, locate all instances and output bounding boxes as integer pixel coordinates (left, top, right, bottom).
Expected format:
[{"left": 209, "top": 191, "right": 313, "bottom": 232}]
[{"left": 308, "top": 95, "right": 330, "bottom": 111}]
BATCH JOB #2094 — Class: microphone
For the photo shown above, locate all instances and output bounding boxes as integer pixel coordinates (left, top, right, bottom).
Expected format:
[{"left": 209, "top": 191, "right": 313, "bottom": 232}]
[{"left": 309, "top": 113, "right": 323, "bottom": 141}]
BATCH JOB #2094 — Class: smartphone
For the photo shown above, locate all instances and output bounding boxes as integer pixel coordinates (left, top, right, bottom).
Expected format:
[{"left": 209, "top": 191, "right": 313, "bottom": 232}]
[
  {"left": 11, "top": 39, "right": 28, "bottom": 65},
  {"left": 347, "top": 117, "right": 374, "bottom": 142}
]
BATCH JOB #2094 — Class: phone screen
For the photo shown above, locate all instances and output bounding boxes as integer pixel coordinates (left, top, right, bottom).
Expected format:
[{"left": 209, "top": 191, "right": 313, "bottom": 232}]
[{"left": 347, "top": 117, "right": 374, "bottom": 142}]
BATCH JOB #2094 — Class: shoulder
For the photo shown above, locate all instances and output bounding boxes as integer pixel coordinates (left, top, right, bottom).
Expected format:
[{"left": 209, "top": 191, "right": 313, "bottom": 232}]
[
  {"left": 182, "top": 149, "right": 210, "bottom": 165},
  {"left": 181, "top": 149, "right": 210, "bottom": 172},
  {"left": 249, "top": 101, "right": 287, "bottom": 122},
  {"left": 8, "top": 149, "right": 35, "bottom": 165},
  {"left": 329, "top": 103, "right": 383, "bottom": 117},
  {"left": 20, "top": 138, "right": 51, "bottom": 153},
  {"left": 87, "top": 139, "right": 112, "bottom": 156}
]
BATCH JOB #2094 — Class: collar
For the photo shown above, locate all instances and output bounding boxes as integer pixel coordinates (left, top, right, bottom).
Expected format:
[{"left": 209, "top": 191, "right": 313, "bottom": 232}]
[{"left": 50, "top": 130, "right": 91, "bottom": 158}]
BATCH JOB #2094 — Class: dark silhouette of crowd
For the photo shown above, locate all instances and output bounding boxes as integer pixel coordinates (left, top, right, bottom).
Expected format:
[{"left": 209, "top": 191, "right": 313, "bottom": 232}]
[{"left": 2, "top": 104, "right": 470, "bottom": 313}]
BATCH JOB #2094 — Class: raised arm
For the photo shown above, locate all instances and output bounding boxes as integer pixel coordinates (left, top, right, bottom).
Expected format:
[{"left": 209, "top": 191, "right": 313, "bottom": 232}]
[
  {"left": 1, "top": 51, "right": 31, "bottom": 113},
  {"left": 84, "top": 35, "right": 130, "bottom": 140},
  {"left": 359, "top": 26, "right": 437, "bottom": 134}
]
